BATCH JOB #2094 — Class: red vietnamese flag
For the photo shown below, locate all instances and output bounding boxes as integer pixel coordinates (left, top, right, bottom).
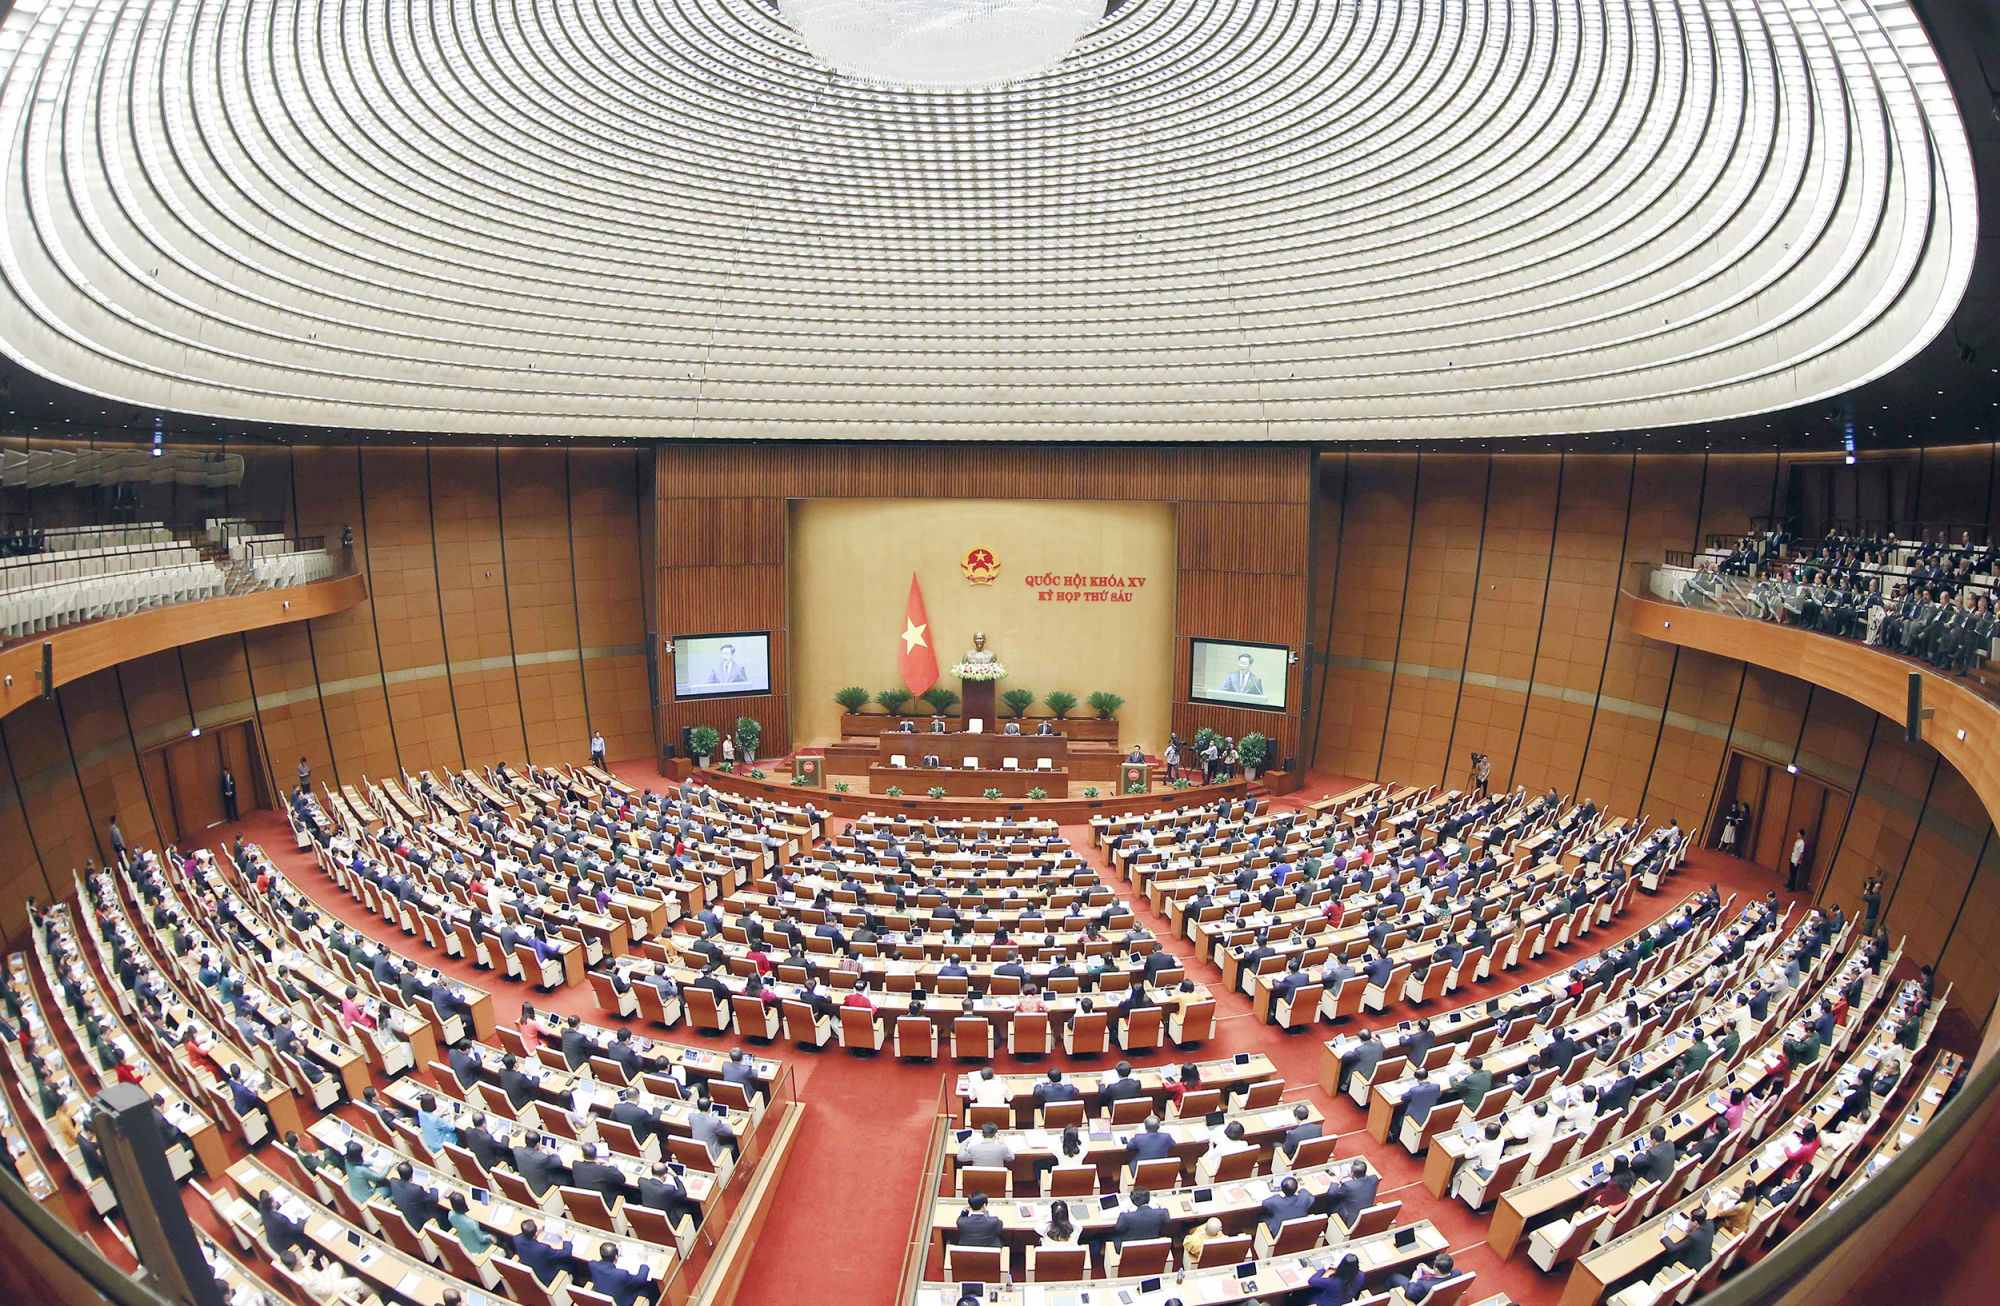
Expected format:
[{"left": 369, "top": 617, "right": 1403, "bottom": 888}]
[{"left": 898, "top": 572, "right": 939, "bottom": 696}]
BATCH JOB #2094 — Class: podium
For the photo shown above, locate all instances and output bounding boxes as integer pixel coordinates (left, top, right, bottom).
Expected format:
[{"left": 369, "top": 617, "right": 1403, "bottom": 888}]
[
  {"left": 1121, "top": 762, "right": 1151, "bottom": 795},
  {"left": 793, "top": 755, "right": 824, "bottom": 788},
  {"left": 960, "top": 677, "right": 997, "bottom": 731}
]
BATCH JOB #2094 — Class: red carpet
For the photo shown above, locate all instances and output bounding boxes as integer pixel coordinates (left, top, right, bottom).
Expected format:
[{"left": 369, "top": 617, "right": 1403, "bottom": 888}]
[{"left": 183, "top": 765, "right": 1806, "bottom": 1306}]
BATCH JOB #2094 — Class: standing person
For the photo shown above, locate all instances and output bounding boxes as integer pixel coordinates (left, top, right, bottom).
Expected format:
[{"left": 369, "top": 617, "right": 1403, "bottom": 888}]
[
  {"left": 590, "top": 730, "right": 607, "bottom": 769},
  {"left": 1163, "top": 736, "right": 1181, "bottom": 782},
  {"left": 719, "top": 733, "right": 735, "bottom": 768},
  {"left": 1471, "top": 752, "right": 1491, "bottom": 797},
  {"left": 1201, "top": 736, "right": 1220, "bottom": 783},
  {"left": 106, "top": 815, "right": 127, "bottom": 866},
  {"left": 296, "top": 756, "right": 312, "bottom": 791},
  {"left": 1788, "top": 830, "right": 1810, "bottom": 892},
  {"left": 1222, "top": 738, "right": 1239, "bottom": 780},
  {"left": 1861, "top": 875, "right": 1882, "bottom": 934},
  {"left": 220, "top": 766, "right": 239, "bottom": 823}
]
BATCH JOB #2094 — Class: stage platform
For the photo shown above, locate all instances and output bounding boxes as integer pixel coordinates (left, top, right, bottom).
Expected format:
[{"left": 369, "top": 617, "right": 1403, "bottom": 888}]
[{"left": 687, "top": 761, "right": 1248, "bottom": 822}]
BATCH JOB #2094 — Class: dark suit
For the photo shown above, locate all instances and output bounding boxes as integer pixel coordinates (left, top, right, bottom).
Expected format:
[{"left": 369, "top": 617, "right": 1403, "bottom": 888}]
[
  {"left": 572, "top": 1158, "right": 626, "bottom": 1206},
  {"left": 513, "top": 1145, "right": 571, "bottom": 1198},
  {"left": 1634, "top": 1141, "right": 1677, "bottom": 1185},
  {"left": 954, "top": 1210, "right": 1006, "bottom": 1247},
  {"left": 1281, "top": 1121, "right": 1323, "bottom": 1158},
  {"left": 1320, "top": 1172, "right": 1380, "bottom": 1228},
  {"left": 463, "top": 1126, "right": 505, "bottom": 1172},
  {"left": 560, "top": 1028, "right": 596, "bottom": 1071},
  {"left": 586, "top": 1258, "right": 655, "bottom": 1306},
  {"left": 1125, "top": 1129, "right": 1175, "bottom": 1172},
  {"left": 1662, "top": 1222, "right": 1715, "bottom": 1271},
  {"left": 1107, "top": 1205, "right": 1170, "bottom": 1247},
  {"left": 499, "top": 1068, "right": 536, "bottom": 1111},
  {"left": 1100, "top": 1077, "right": 1145, "bottom": 1106},
  {"left": 612, "top": 1101, "right": 660, "bottom": 1146},
  {"left": 388, "top": 1177, "right": 445, "bottom": 1232},
  {"left": 1033, "top": 1081, "right": 1081, "bottom": 1107},
  {"left": 1259, "top": 1189, "right": 1315, "bottom": 1235},
  {"left": 1401, "top": 1080, "right": 1443, "bottom": 1126},
  {"left": 636, "top": 1174, "right": 695, "bottom": 1224}
]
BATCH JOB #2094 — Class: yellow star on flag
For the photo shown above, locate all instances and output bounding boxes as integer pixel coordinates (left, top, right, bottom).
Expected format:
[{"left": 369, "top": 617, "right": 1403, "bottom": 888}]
[{"left": 902, "top": 618, "right": 929, "bottom": 653}]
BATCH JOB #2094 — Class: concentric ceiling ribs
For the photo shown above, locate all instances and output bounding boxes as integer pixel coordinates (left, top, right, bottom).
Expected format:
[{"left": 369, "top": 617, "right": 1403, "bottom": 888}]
[{"left": 0, "top": 0, "right": 1975, "bottom": 439}]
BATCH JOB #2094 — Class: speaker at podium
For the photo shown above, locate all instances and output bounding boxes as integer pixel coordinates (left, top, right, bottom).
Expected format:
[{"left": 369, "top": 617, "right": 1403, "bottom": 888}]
[
  {"left": 1121, "top": 763, "right": 1150, "bottom": 795},
  {"left": 793, "top": 755, "right": 825, "bottom": 787}
]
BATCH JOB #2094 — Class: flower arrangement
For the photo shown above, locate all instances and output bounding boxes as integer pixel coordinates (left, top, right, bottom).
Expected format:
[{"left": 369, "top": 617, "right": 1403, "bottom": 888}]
[
  {"left": 927, "top": 786, "right": 947, "bottom": 799},
  {"left": 950, "top": 661, "right": 1008, "bottom": 680},
  {"left": 749, "top": 768, "right": 767, "bottom": 780},
  {"left": 1083, "top": 786, "right": 1101, "bottom": 798},
  {"left": 885, "top": 785, "right": 904, "bottom": 797},
  {"left": 791, "top": 774, "right": 809, "bottom": 785},
  {"left": 1027, "top": 787, "right": 1047, "bottom": 800},
  {"left": 1171, "top": 777, "right": 1194, "bottom": 790},
  {"left": 833, "top": 781, "right": 851, "bottom": 793}
]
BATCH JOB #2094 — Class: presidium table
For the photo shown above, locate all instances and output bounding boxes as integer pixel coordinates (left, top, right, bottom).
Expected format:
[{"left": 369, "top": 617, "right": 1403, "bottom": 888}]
[{"left": 871, "top": 728, "right": 1071, "bottom": 796}]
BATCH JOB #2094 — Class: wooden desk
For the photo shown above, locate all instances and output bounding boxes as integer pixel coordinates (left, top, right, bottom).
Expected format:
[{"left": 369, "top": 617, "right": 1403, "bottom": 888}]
[
  {"left": 910, "top": 1218, "right": 1448, "bottom": 1305},
  {"left": 877, "top": 731, "right": 1068, "bottom": 768},
  {"left": 226, "top": 1158, "right": 481, "bottom": 1306},
  {"left": 868, "top": 766, "right": 1070, "bottom": 798},
  {"left": 926, "top": 1154, "right": 1380, "bottom": 1249}
]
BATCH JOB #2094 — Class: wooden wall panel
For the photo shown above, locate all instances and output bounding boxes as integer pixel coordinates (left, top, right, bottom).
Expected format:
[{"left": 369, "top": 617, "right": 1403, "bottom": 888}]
[
  {"left": 500, "top": 449, "right": 590, "bottom": 766},
  {"left": 431, "top": 448, "right": 513, "bottom": 767},
  {"left": 656, "top": 444, "right": 1314, "bottom": 764},
  {"left": 569, "top": 451, "right": 649, "bottom": 762}
]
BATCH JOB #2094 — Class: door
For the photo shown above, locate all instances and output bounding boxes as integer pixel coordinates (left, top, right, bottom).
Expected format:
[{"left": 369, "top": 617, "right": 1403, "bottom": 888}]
[{"left": 164, "top": 733, "right": 226, "bottom": 840}]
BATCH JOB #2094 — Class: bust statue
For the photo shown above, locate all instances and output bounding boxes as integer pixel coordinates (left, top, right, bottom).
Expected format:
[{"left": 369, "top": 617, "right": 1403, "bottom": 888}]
[
  {"left": 952, "top": 632, "right": 1006, "bottom": 680},
  {"left": 963, "top": 631, "right": 999, "bottom": 666}
]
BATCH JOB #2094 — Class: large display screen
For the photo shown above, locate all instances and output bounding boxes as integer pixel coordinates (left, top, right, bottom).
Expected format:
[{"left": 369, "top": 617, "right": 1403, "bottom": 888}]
[
  {"left": 672, "top": 632, "right": 772, "bottom": 699},
  {"left": 1188, "top": 638, "right": 1289, "bottom": 711}
]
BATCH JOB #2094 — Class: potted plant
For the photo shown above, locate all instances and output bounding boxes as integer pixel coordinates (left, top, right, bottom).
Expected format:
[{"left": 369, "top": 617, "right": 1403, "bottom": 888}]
[
  {"left": 885, "top": 785, "right": 904, "bottom": 797},
  {"left": 1001, "top": 688, "right": 1035, "bottom": 719},
  {"left": 1027, "top": 787, "right": 1048, "bottom": 800},
  {"left": 1193, "top": 725, "right": 1219, "bottom": 753},
  {"left": 983, "top": 787, "right": 1002, "bottom": 800},
  {"left": 687, "top": 725, "right": 719, "bottom": 768},
  {"left": 1086, "top": 691, "right": 1124, "bottom": 720},
  {"left": 874, "top": 688, "right": 912, "bottom": 716},
  {"left": 920, "top": 686, "right": 960, "bottom": 717},
  {"left": 833, "top": 781, "right": 851, "bottom": 793},
  {"left": 1238, "top": 732, "right": 1269, "bottom": 781},
  {"left": 1044, "top": 690, "right": 1078, "bottom": 720},
  {"left": 928, "top": 785, "right": 947, "bottom": 799},
  {"left": 835, "top": 686, "right": 871, "bottom": 714},
  {"left": 735, "top": 717, "right": 762, "bottom": 765},
  {"left": 749, "top": 767, "right": 766, "bottom": 780},
  {"left": 1083, "top": 786, "right": 1100, "bottom": 798},
  {"left": 1171, "top": 777, "right": 1194, "bottom": 790}
]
